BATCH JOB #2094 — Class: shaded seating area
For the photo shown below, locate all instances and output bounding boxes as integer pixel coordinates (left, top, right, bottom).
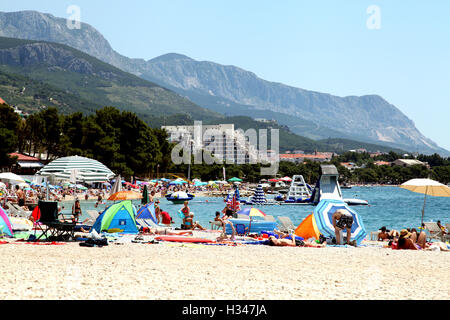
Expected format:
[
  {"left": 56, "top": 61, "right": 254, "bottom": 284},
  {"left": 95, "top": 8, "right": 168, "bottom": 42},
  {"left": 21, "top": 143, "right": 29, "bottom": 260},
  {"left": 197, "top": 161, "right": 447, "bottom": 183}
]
[{"left": 35, "top": 201, "right": 77, "bottom": 241}]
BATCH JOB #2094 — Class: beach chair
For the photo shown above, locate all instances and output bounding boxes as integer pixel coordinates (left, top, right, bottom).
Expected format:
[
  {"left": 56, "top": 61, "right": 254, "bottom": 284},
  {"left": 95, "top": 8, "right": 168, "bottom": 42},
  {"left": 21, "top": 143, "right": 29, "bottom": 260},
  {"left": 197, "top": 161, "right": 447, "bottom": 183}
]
[
  {"left": 264, "top": 215, "right": 276, "bottom": 222},
  {"left": 423, "top": 222, "right": 445, "bottom": 242},
  {"left": 235, "top": 224, "right": 246, "bottom": 236},
  {"left": 277, "top": 216, "right": 296, "bottom": 233},
  {"left": 35, "top": 201, "right": 76, "bottom": 241},
  {"left": 209, "top": 220, "right": 222, "bottom": 230}
]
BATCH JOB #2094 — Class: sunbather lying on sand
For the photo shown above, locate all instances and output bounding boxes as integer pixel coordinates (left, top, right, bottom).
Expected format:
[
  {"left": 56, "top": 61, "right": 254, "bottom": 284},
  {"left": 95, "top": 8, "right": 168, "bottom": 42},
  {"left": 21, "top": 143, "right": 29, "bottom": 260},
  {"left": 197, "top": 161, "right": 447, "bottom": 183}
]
[
  {"left": 142, "top": 227, "right": 193, "bottom": 236},
  {"left": 267, "top": 234, "right": 326, "bottom": 247},
  {"left": 395, "top": 229, "right": 428, "bottom": 250}
]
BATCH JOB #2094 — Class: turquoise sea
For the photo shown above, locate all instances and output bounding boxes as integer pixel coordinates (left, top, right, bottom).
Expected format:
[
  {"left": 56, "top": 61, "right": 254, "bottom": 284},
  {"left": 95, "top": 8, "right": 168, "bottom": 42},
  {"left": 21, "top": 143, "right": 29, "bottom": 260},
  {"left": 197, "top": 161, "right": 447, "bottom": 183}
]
[{"left": 64, "top": 186, "right": 449, "bottom": 234}]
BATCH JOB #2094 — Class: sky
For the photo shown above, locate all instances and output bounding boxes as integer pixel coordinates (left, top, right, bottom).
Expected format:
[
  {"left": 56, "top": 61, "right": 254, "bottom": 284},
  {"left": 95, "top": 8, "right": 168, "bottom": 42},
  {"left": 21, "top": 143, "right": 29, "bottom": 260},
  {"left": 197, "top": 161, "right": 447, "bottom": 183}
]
[{"left": 1, "top": 0, "right": 449, "bottom": 151}]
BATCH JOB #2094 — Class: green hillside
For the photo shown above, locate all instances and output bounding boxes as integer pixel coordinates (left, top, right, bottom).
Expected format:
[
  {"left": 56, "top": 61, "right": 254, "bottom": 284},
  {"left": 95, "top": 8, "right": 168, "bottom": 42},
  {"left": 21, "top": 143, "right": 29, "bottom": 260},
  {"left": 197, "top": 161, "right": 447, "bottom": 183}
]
[
  {"left": 0, "top": 69, "right": 100, "bottom": 114},
  {"left": 0, "top": 36, "right": 222, "bottom": 121}
]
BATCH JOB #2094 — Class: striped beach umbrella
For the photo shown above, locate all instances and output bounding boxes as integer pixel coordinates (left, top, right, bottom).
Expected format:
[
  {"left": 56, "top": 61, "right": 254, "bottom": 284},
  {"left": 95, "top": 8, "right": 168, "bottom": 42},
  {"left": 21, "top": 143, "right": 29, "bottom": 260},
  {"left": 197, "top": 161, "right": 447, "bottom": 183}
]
[
  {"left": 237, "top": 207, "right": 266, "bottom": 218},
  {"left": 38, "top": 155, "right": 114, "bottom": 183},
  {"left": 313, "top": 199, "right": 367, "bottom": 245}
]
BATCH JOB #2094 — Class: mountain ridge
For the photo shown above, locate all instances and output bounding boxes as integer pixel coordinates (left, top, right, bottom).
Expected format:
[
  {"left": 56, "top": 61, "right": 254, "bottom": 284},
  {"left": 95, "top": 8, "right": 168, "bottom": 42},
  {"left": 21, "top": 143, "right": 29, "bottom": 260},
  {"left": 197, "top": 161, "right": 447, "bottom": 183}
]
[{"left": 0, "top": 10, "right": 447, "bottom": 156}]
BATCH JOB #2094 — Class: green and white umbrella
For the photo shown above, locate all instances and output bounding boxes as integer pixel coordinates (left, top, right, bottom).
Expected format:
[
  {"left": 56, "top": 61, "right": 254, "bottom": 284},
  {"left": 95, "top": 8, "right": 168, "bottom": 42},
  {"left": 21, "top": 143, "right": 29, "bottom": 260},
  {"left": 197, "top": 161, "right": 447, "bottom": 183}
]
[{"left": 38, "top": 155, "right": 114, "bottom": 183}]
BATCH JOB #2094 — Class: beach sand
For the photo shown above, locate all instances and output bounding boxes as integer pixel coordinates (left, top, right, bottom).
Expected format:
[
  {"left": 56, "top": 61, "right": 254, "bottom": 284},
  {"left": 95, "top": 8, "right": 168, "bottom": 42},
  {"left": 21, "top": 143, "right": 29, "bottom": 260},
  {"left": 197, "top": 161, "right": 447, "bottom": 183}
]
[{"left": 1, "top": 242, "right": 449, "bottom": 300}]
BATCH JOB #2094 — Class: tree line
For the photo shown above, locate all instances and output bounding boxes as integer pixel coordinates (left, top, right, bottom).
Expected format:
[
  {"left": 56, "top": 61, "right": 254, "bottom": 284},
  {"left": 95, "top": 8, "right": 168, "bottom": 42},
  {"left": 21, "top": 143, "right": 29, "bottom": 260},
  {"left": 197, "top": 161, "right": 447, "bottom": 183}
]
[{"left": 1, "top": 104, "right": 172, "bottom": 178}]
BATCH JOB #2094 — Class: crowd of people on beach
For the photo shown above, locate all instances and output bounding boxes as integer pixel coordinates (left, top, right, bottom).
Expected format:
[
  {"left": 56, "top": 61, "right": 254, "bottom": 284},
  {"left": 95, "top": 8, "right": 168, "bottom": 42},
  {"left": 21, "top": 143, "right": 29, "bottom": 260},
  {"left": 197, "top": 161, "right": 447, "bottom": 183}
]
[
  {"left": 1, "top": 177, "right": 448, "bottom": 251},
  {"left": 377, "top": 222, "right": 449, "bottom": 251}
]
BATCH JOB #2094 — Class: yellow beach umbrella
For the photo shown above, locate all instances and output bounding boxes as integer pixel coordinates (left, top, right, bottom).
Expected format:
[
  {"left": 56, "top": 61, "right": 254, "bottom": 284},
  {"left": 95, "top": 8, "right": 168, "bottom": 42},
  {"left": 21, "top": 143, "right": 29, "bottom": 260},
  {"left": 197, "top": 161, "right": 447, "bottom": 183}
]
[{"left": 400, "top": 178, "right": 450, "bottom": 225}]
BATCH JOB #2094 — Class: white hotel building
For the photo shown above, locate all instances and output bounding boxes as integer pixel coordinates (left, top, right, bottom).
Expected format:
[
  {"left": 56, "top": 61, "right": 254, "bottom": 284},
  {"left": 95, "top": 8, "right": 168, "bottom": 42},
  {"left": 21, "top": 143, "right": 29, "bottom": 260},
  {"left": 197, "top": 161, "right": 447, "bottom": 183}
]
[{"left": 162, "top": 124, "right": 266, "bottom": 164}]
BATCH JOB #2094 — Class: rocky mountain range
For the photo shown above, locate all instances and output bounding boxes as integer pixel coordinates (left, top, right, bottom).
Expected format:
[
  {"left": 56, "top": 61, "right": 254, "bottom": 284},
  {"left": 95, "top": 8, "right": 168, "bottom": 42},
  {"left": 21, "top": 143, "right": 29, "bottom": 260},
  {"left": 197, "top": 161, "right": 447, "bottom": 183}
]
[
  {"left": 0, "top": 10, "right": 447, "bottom": 155},
  {"left": 0, "top": 37, "right": 220, "bottom": 121}
]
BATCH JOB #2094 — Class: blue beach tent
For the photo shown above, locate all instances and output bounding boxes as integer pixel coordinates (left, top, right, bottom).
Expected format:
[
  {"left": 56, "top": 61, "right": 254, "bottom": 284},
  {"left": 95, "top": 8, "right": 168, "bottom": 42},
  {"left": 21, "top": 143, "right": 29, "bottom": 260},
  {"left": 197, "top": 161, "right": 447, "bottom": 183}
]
[
  {"left": 136, "top": 202, "right": 157, "bottom": 224},
  {"left": 92, "top": 201, "right": 138, "bottom": 234}
]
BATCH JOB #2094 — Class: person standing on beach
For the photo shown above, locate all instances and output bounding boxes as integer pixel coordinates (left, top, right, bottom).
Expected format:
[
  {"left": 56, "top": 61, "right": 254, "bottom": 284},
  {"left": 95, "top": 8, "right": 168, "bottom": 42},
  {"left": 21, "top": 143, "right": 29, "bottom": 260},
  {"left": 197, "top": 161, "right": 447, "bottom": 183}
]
[
  {"left": 15, "top": 185, "right": 26, "bottom": 207},
  {"left": 72, "top": 199, "right": 82, "bottom": 223},
  {"left": 332, "top": 209, "right": 353, "bottom": 245},
  {"left": 149, "top": 190, "right": 155, "bottom": 203}
]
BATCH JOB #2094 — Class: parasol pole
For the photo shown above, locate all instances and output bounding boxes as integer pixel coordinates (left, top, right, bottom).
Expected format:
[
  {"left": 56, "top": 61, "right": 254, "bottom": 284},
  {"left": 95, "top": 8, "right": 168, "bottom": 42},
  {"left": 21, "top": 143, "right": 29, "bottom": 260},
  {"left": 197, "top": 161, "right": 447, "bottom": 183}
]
[{"left": 421, "top": 185, "right": 428, "bottom": 226}]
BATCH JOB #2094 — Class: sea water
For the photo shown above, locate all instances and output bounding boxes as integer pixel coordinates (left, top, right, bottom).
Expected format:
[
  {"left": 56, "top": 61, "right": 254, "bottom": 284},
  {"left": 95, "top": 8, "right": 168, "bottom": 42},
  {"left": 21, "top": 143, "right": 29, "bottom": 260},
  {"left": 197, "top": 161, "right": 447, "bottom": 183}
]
[{"left": 63, "top": 186, "right": 449, "bottom": 233}]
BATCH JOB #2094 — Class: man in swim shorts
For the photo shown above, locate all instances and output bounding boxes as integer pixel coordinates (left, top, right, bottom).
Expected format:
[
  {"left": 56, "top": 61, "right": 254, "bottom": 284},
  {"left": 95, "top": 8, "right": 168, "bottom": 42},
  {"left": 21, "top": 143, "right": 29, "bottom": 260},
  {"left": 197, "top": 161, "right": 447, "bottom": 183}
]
[{"left": 332, "top": 209, "right": 353, "bottom": 245}]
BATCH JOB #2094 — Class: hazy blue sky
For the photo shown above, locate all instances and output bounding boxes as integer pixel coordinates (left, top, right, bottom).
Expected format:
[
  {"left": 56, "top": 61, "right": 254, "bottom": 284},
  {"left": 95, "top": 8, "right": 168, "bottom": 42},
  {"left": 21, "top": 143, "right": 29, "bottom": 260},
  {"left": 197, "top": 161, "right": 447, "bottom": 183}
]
[{"left": 1, "top": 1, "right": 449, "bottom": 150}]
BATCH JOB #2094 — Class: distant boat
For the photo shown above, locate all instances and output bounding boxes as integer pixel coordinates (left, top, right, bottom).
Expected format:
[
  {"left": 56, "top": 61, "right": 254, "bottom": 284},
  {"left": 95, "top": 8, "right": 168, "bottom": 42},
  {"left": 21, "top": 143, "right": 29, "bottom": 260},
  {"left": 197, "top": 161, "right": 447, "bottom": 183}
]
[
  {"left": 165, "top": 191, "right": 195, "bottom": 204},
  {"left": 344, "top": 198, "right": 369, "bottom": 206}
]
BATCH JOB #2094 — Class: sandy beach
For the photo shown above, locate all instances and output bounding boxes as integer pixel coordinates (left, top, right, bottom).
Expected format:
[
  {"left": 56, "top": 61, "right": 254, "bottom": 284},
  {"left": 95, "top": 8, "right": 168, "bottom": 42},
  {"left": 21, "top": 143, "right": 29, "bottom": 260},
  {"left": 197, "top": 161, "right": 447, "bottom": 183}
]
[{"left": 1, "top": 242, "right": 448, "bottom": 300}]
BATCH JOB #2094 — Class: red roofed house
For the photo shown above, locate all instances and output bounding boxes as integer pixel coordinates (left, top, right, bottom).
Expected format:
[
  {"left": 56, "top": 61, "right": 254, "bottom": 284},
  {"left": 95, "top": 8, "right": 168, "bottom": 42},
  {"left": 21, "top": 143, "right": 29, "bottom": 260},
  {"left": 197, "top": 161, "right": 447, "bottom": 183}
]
[
  {"left": 8, "top": 153, "right": 44, "bottom": 175},
  {"left": 374, "top": 161, "right": 391, "bottom": 166},
  {"left": 280, "top": 153, "right": 331, "bottom": 163}
]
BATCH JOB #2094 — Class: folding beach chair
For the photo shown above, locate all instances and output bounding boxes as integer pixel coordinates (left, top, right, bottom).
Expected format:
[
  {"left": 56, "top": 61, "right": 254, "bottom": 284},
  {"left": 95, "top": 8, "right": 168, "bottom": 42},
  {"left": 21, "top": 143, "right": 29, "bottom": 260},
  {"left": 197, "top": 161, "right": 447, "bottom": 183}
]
[
  {"left": 235, "top": 224, "right": 246, "bottom": 236},
  {"left": 277, "top": 216, "right": 296, "bottom": 233},
  {"left": 209, "top": 220, "right": 222, "bottom": 230},
  {"left": 264, "top": 215, "right": 276, "bottom": 222},
  {"left": 35, "top": 201, "right": 76, "bottom": 241},
  {"left": 423, "top": 222, "right": 445, "bottom": 242},
  {"left": 86, "top": 210, "right": 100, "bottom": 221}
]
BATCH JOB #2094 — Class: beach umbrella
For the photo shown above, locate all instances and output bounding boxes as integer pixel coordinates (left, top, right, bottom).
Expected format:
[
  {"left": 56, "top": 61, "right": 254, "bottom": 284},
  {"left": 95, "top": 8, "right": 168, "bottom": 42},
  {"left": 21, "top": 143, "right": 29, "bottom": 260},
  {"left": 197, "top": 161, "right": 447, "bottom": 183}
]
[
  {"left": 0, "top": 172, "right": 25, "bottom": 184},
  {"left": 237, "top": 207, "right": 266, "bottom": 235},
  {"left": 313, "top": 199, "right": 367, "bottom": 245},
  {"left": 400, "top": 178, "right": 450, "bottom": 225},
  {"left": 142, "top": 185, "right": 149, "bottom": 205},
  {"left": 23, "top": 178, "right": 31, "bottom": 184},
  {"left": 269, "top": 179, "right": 280, "bottom": 182},
  {"left": 228, "top": 177, "right": 243, "bottom": 182},
  {"left": 280, "top": 176, "right": 292, "bottom": 182},
  {"left": 237, "top": 207, "right": 266, "bottom": 218},
  {"left": 108, "top": 190, "right": 143, "bottom": 201}
]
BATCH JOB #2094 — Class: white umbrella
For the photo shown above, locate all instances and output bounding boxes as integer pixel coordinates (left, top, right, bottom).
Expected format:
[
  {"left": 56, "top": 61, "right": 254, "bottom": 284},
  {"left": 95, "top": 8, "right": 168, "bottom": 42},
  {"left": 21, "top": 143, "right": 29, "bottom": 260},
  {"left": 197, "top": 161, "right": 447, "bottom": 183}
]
[
  {"left": 0, "top": 172, "right": 26, "bottom": 183},
  {"left": 400, "top": 178, "right": 450, "bottom": 225}
]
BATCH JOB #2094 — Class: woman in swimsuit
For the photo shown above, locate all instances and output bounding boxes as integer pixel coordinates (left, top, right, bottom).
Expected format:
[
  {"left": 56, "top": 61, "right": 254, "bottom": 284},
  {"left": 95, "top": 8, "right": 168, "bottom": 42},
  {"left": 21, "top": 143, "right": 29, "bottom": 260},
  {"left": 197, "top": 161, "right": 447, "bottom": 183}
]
[
  {"left": 72, "top": 199, "right": 82, "bottom": 223},
  {"left": 181, "top": 201, "right": 192, "bottom": 227}
]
